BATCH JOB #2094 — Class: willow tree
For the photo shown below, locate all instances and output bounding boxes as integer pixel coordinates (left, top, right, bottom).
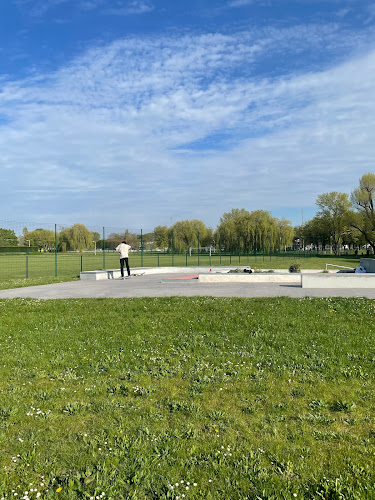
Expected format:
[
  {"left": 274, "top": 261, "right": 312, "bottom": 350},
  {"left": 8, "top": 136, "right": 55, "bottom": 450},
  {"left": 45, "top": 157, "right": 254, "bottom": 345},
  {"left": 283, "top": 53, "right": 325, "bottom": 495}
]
[
  {"left": 215, "top": 209, "right": 283, "bottom": 253},
  {"left": 247, "top": 210, "right": 279, "bottom": 252},
  {"left": 171, "top": 220, "right": 212, "bottom": 252},
  {"left": 276, "top": 218, "right": 294, "bottom": 249},
  {"left": 350, "top": 172, "right": 375, "bottom": 253},
  {"left": 59, "top": 224, "right": 94, "bottom": 252}
]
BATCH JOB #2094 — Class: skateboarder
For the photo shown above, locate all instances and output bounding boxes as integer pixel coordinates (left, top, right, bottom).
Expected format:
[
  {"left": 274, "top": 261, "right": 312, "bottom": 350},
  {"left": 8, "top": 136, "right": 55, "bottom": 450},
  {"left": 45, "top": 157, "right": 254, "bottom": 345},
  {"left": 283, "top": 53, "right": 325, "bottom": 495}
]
[{"left": 115, "top": 240, "right": 132, "bottom": 279}]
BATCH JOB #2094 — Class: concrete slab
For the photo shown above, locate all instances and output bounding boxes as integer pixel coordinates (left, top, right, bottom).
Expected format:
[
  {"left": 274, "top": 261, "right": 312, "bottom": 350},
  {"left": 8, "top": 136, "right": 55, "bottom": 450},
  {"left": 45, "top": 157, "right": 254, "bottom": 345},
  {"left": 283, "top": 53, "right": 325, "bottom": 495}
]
[
  {"left": 302, "top": 273, "right": 375, "bottom": 288},
  {"left": 80, "top": 266, "right": 263, "bottom": 279},
  {"left": 1, "top": 271, "right": 375, "bottom": 299},
  {"left": 360, "top": 258, "right": 375, "bottom": 273},
  {"left": 199, "top": 273, "right": 300, "bottom": 283},
  {"left": 80, "top": 266, "right": 338, "bottom": 281}
]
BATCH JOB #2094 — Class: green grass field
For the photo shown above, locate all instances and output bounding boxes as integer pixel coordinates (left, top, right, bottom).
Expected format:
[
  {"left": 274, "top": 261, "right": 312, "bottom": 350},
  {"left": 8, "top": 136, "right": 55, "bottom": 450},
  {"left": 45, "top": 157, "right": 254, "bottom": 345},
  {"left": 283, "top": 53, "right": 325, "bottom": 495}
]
[
  {"left": 0, "top": 252, "right": 362, "bottom": 284},
  {"left": 0, "top": 297, "right": 374, "bottom": 498}
]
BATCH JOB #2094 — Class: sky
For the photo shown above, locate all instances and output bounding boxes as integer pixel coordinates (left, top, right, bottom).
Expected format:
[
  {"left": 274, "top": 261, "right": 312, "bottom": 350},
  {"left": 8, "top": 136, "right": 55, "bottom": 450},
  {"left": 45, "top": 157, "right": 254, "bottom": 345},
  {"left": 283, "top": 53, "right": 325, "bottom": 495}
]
[{"left": 1, "top": 0, "right": 375, "bottom": 233}]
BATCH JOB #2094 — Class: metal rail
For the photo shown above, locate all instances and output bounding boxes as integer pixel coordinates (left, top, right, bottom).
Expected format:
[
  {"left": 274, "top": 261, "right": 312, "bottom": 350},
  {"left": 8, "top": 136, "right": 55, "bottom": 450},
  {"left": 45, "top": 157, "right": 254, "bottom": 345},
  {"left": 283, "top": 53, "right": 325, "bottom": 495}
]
[{"left": 325, "top": 263, "right": 355, "bottom": 271}]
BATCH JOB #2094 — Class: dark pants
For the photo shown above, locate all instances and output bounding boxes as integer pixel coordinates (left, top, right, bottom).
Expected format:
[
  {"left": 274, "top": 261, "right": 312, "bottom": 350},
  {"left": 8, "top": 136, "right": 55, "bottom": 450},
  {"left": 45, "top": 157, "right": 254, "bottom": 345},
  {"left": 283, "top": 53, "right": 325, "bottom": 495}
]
[{"left": 120, "top": 257, "right": 130, "bottom": 277}]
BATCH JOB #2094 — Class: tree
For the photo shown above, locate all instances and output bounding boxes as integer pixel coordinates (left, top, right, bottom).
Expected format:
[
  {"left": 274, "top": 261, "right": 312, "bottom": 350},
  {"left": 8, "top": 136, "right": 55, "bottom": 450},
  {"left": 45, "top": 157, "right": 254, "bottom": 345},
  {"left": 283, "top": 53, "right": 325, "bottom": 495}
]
[
  {"left": 172, "top": 220, "right": 212, "bottom": 252},
  {"left": 276, "top": 218, "right": 294, "bottom": 249},
  {"left": 0, "top": 228, "right": 18, "bottom": 246},
  {"left": 23, "top": 228, "right": 55, "bottom": 251},
  {"left": 350, "top": 173, "right": 375, "bottom": 254},
  {"left": 142, "top": 232, "right": 155, "bottom": 250},
  {"left": 92, "top": 232, "right": 101, "bottom": 243},
  {"left": 215, "top": 208, "right": 289, "bottom": 253},
  {"left": 59, "top": 224, "right": 93, "bottom": 252},
  {"left": 124, "top": 230, "right": 139, "bottom": 249},
  {"left": 315, "top": 192, "right": 351, "bottom": 255},
  {"left": 154, "top": 226, "right": 169, "bottom": 250},
  {"left": 298, "top": 218, "right": 330, "bottom": 250}
]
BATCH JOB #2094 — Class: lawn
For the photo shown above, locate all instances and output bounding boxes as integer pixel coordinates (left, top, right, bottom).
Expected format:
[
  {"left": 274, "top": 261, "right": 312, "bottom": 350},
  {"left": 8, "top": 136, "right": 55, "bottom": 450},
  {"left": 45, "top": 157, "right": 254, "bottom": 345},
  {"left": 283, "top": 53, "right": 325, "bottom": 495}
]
[
  {"left": 0, "top": 297, "right": 374, "bottom": 499},
  {"left": 0, "top": 252, "right": 362, "bottom": 284}
]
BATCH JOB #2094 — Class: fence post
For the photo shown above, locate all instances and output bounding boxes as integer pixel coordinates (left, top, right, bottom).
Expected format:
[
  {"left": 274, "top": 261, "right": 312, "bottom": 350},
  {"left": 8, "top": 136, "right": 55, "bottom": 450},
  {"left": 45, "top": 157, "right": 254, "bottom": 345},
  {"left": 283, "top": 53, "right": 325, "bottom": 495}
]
[
  {"left": 172, "top": 230, "right": 174, "bottom": 267},
  {"left": 158, "top": 253, "right": 160, "bottom": 267},
  {"left": 238, "top": 234, "right": 241, "bottom": 264},
  {"left": 197, "top": 232, "right": 200, "bottom": 266},
  {"left": 26, "top": 255, "right": 28, "bottom": 279},
  {"left": 269, "top": 234, "right": 272, "bottom": 262},
  {"left": 254, "top": 233, "right": 257, "bottom": 261},
  {"left": 186, "top": 251, "right": 188, "bottom": 266},
  {"left": 141, "top": 229, "right": 143, "bottom": 268},
  {"left": 103, "top": 227, "right": 106, "bottom": 270},
  {"left": 81, "top": 254, "right": 83, "bottom": 273},
  {"left": 219, "top": 233, "right": 222, "bottom": 265},
  {"left": 55, "top": 224, "right": 57, "bottom": 277}
]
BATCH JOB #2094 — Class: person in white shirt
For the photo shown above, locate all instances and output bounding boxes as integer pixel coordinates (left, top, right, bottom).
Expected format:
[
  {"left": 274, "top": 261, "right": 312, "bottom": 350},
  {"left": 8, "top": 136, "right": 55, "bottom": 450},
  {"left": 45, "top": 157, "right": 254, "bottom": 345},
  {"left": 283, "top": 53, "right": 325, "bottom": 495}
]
[{"left": 115, "top": 240, "right": 132, "bottom": 279}]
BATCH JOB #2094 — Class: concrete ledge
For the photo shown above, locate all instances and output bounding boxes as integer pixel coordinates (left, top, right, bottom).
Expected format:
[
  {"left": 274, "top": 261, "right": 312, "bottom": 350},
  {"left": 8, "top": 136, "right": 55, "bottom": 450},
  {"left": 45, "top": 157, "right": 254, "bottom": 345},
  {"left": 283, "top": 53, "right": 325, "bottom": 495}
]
[
  {"left": 199, "top": 273, "right": 301, "bottom": 283},
  {"left": 360, "top": 258, "right": 375, "bottom": 273},
  {"left": 81, "top": 267, "right": 268, "bottom": 279},
  {"left": 302, "top": 273, "right": 375, "bottom": 288},
  {"left": 80, "top": 270, "right": 122, "bottom": 280}
]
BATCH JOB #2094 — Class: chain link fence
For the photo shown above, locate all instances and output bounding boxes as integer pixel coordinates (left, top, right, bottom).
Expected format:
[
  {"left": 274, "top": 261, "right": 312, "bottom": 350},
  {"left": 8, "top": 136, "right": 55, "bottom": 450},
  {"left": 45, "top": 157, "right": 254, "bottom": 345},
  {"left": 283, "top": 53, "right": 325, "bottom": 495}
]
[{"left": 0, "top": 219, "right": 362, "bottom": 283}]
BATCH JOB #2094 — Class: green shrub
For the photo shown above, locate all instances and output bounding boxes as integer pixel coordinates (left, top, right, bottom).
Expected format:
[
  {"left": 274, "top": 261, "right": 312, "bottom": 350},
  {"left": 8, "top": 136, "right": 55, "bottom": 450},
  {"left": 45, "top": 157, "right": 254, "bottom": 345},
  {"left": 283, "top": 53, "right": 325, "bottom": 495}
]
[{"left": 289, "top": 263, "right": 301, "bottom": 273}]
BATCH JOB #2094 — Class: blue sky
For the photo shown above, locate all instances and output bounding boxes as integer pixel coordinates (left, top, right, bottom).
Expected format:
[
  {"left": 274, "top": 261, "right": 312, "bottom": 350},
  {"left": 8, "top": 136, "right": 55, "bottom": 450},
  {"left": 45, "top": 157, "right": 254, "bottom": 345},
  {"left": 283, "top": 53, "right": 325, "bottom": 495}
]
[{"left": 1, "top": 0, "right": 375, "bottom": 232}]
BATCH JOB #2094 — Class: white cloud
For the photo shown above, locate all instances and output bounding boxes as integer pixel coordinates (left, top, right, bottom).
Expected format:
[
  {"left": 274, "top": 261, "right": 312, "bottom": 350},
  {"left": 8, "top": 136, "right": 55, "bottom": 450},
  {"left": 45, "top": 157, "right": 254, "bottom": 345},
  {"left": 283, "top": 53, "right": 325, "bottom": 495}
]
[
  {"left": 13, "top": 0, "right": 154, "bottom": 16},
  {"left": 0, "top": 26, "right": 374, "bottom": 228},
  {"left": 13, "top": 0, "right": 73, "bottom": 16},
  {"left": 227, "top": 0, "right": 253, "bottom": 7},
  {"left": 106, "top": 1, "right": 154, "bottom": 15}
]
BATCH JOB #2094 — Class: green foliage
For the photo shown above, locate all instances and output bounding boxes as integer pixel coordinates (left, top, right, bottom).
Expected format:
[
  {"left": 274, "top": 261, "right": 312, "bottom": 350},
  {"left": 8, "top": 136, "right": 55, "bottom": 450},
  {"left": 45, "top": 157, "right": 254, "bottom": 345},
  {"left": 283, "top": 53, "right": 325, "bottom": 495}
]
[
  {"left": 172, "top": 219, "right": 212, "bottom": 251},
  {"left": 215, "top": 209, "right": 294, "bottom": 253},
  {"left": 23, "top": 227, "right": 55, "bottom": 251},
  {"left": 311, "top": 191, "right": 352, "bottom": 255},
  {"left": 350, "top": 172, "right": 375, "bottom": 253},
  {"left": 0, "top": 228, "right": 18, "bottom": 247},
  {"left": 153, "top": 225, "right": 169, "bottom": 249},
  {"left": 59, "top": 223, "right": 94, "bottom": 252},
  {"left": 289, "top": 263, "right": 301, "bottom": 273},
  {"left": 0, "top": 297, "right": 374, "bottom": 498}
]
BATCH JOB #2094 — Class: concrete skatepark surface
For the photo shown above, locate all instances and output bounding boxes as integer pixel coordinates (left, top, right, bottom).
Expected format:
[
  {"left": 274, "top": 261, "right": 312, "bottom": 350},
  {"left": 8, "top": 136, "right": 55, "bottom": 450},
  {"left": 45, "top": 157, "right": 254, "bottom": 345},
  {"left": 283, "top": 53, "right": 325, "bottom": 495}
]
[{"left": 0, "top": 271, "right": 375, "bottom": 299}]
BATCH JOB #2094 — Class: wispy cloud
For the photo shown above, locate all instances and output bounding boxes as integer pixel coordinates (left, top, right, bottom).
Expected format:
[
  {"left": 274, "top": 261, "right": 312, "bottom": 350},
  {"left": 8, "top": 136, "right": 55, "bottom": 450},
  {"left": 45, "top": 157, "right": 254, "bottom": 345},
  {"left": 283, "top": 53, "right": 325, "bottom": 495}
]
[
  {"left": 227, "top": 0, "right": 253, "bottom": 7},
  {"left": 0, "top": 24, "right": 374, "bottom": 227},
  {"left": 106, "top": 1, "right": 154, "bottom": 15},
  {"left": 13, "top": 0, "right": 154, "bottom": 16},
  {"left": 13, "top": 0, "right": 72, "bottom": 16},
  {"left": 364, "top": 2, "right": 375, "bottom": 23}
]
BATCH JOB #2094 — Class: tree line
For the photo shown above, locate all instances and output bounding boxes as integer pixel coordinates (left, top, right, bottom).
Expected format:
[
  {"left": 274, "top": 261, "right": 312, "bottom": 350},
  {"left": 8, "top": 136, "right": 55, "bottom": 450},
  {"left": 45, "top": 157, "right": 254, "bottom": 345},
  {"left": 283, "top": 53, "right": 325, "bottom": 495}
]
[
  {"left": 295, "top": 173, "right": 375, "bottom": 255},
  {"left": 1, "top": 173, "right": 374, "bottom": 254}
]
